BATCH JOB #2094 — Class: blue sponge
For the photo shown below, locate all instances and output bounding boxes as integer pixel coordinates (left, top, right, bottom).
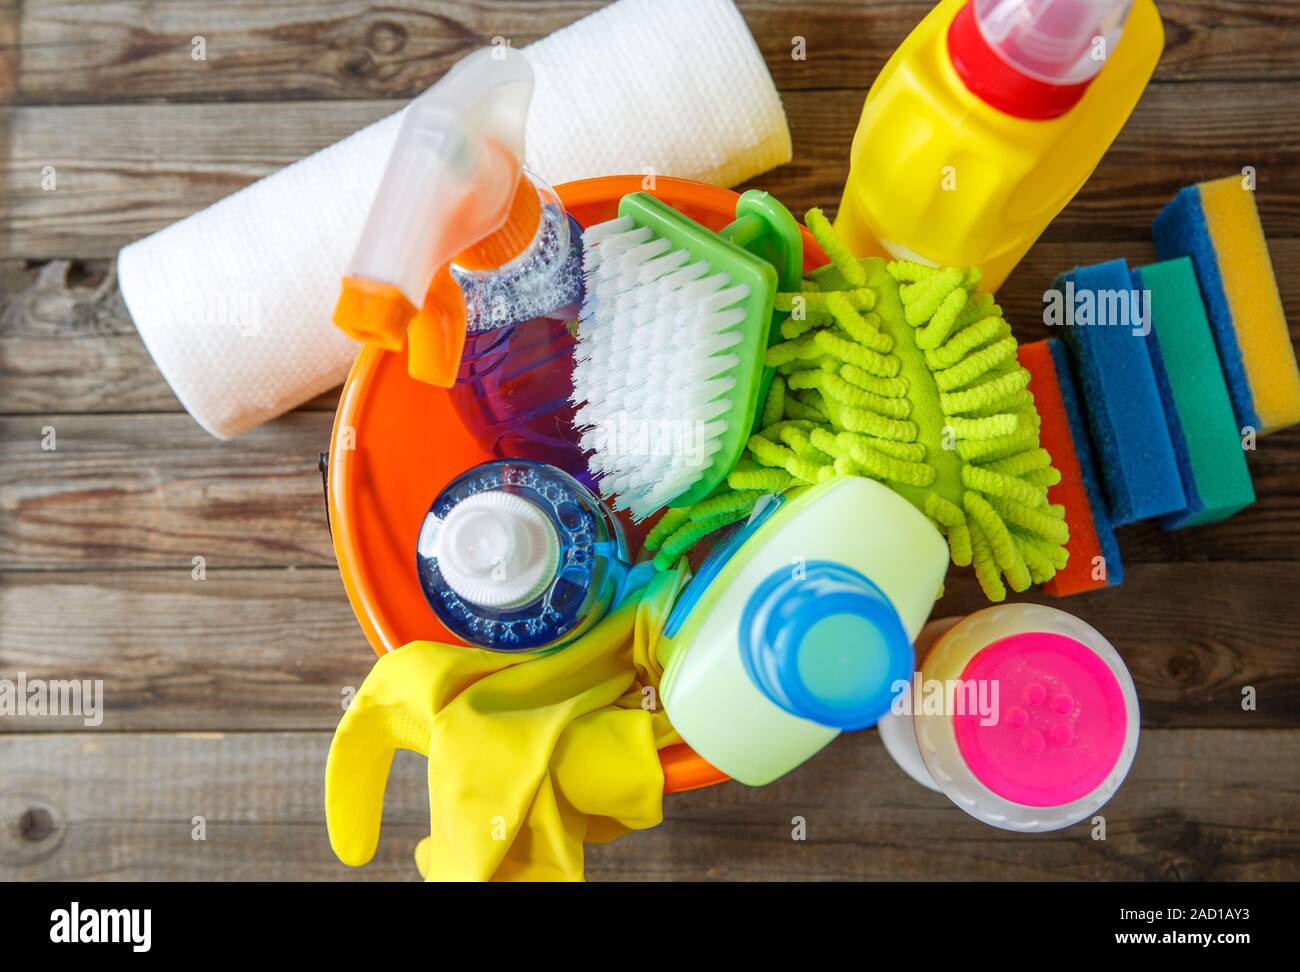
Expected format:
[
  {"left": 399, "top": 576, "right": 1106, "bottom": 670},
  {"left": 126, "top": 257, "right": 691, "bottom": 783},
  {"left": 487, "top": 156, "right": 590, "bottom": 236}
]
[{"left": 1051, "top": 259, "right": 1186, "bottom": 526}]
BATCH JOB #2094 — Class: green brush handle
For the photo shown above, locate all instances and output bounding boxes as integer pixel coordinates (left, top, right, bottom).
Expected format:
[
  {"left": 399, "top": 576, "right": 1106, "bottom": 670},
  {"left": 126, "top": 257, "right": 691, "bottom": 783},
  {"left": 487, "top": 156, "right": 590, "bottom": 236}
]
[
  {"left": 719, "top": 191, "right": 804, "bottom": 433},
  {"left": 607, "top": 190, "right": 804, "bottom": 512}
]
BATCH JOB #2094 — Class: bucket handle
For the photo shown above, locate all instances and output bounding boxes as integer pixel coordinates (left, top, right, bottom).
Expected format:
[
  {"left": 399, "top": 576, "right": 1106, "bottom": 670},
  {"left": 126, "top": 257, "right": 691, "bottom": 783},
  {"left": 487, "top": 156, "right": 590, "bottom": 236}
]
[{"left": 318, "top": 451, "right": 332, "bottom": 539}]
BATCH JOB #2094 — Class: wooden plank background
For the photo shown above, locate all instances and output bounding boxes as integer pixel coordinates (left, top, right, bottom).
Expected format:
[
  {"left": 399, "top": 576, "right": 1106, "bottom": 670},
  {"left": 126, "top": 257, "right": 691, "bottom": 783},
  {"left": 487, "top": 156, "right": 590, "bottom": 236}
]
[{"left": 2, "top": 0, "right": 1298, "bottom": 881}]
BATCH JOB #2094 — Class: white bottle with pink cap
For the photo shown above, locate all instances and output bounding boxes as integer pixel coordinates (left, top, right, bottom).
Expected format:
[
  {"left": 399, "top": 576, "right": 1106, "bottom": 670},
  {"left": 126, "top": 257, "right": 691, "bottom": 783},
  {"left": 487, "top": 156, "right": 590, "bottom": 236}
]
[{"left": 877, "top": 603, "right": 1139, "bottom": 832}]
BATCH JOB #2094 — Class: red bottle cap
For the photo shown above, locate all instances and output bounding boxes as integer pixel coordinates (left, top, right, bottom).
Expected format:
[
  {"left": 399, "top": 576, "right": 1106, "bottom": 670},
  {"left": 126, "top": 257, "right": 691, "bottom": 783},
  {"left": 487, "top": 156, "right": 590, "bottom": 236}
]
[{"left": 947, "top": 1, "right": 1095, "bottom": 120}]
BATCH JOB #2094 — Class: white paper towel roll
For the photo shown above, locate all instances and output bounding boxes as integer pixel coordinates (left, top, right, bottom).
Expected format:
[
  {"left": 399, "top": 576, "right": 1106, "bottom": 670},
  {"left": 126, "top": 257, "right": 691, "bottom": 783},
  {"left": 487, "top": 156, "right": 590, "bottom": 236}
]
[{"left": 117, "top": 0, "right": 791, "bottom": 439}]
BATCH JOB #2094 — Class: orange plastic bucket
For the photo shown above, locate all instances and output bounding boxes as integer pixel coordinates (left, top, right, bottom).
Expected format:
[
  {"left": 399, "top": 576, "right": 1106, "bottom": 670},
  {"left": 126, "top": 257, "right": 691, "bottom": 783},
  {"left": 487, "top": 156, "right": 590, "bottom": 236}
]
[{"left": 327, "top": 175, "right": 827, "bottom": 794}]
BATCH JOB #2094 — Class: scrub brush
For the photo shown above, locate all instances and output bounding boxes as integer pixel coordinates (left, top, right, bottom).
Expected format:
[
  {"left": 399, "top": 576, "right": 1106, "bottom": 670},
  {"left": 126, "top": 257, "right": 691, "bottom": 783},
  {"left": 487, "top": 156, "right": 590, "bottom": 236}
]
[
  {"left": 571, "top": 190, "right": 803, "bottom": 520},
  {"left": 646, "top": 208, "right": 1072, "bottom": 603}
]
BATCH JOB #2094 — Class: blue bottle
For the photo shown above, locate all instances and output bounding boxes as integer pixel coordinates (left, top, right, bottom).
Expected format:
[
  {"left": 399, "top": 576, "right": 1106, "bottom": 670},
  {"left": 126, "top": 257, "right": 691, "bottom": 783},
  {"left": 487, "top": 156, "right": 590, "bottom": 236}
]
[{"left": 416, "top": 459, "right": 632, "bottom": 653}]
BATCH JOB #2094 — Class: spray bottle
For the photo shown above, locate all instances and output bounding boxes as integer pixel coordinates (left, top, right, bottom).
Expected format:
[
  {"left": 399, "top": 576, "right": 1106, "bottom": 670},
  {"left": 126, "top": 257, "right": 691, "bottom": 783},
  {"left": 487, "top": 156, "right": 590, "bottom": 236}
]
[{"left": 334, "top": 48, "right": 588, "bottom": 476}]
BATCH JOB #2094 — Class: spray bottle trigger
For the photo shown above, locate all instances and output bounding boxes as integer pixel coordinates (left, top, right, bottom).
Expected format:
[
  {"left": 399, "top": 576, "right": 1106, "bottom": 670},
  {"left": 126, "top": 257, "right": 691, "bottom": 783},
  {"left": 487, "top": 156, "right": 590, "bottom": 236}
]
[
  {"left": 334, "top": 278, "right": 417, "bottom": 351},
  {"left": 407, "top": 269, "right": 469, "bottom": 387}
]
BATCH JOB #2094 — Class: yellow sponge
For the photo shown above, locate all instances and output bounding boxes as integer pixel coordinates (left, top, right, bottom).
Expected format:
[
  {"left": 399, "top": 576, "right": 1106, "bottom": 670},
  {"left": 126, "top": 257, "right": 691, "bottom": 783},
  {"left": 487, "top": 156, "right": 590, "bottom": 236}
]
[{"left": 1153, "top": 175, "right": 1300, "bottom": 436}]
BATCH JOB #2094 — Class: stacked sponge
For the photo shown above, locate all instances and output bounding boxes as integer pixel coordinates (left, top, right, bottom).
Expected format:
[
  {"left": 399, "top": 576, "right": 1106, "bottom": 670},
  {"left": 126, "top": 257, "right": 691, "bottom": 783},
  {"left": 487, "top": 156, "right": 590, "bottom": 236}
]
[
  {"left": 1030, "top": 176, "right": 1294, "bottom": 596},
  {"left": 1133, "top": 258, "right": 1255, "bottom": 528},
  {"left": 1153, "top": 175, "right": 1300, "bottom": 437},
  {"left": 1050, "top": 259, "right": 1185, "bottom": 526},
  {"left": 1018, "top": 339, "right": 1122, "bottom": 596}
]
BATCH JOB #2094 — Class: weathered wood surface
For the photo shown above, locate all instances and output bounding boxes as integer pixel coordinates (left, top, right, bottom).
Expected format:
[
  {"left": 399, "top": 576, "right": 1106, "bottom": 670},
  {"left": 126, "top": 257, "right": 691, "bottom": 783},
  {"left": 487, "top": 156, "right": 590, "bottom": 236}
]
[
  {"left": 1, "top": 562, "right": 1295, "bottom": 732},
  {"left": 4, "top": 239, "right": 1300, "bottom": 418},
  {"left": 6, "top": 0, "right": 1299, "bottom": 107},
  {"left": 0, "top": 728, "right": 1295, "bottom": 881},
  {"left": 0, "top": 260, "right": 341, "bottom": 413},
  {"left": 5, "top": 81, "right": 1300, "bottom": 259},
  {"left": 2, "top": 0, "right": 1298, "bottom": 881},
  {"left": 3, "top": 407, "right": 1297, "bottom": 570}
]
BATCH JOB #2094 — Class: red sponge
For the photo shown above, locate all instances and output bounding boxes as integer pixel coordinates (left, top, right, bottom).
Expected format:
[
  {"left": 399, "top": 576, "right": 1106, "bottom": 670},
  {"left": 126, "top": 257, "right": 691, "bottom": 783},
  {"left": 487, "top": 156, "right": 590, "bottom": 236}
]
[{"left": 1019, "top": 340, "right": 1123, "bottom": 596}]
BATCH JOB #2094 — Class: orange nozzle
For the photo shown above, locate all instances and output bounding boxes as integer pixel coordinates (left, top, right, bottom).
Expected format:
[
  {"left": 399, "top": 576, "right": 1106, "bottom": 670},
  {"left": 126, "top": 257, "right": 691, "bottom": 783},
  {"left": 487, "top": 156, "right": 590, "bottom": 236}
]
[{"left": 334, "top": 278, "right": 418, "bottom": 351}]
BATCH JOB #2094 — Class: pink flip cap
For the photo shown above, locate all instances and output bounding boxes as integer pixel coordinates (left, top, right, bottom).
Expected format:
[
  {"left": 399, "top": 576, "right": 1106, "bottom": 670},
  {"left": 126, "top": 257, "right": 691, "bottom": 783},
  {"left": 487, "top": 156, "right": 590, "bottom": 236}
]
[{"left": 953, "top": 632, "right": 1128, "bottom": 807}]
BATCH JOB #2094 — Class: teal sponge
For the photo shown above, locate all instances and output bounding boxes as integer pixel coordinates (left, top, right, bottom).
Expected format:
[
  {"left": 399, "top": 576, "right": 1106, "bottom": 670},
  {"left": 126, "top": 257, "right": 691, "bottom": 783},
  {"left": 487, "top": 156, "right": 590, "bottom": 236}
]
[{"left": 1133, "top": 258, "right": 1255, "bottom": 528}]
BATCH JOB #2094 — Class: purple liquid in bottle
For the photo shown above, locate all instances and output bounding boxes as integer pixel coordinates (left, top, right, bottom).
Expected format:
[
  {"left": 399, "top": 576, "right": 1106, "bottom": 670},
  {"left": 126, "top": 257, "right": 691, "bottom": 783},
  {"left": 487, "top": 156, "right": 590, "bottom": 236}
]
[
  {"left": 449, "top": 207, "right": 589, "bottom": 480},
  {"left": 451, "top": 311, "right": 585, "bottom": 477}
]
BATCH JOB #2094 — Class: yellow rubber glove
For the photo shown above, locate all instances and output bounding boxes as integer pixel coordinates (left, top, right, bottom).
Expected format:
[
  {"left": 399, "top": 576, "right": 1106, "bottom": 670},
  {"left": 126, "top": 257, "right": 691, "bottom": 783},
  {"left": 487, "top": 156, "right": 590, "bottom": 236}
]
[{"left": 326, "top": 562, "right": 687, "bottom": 882}]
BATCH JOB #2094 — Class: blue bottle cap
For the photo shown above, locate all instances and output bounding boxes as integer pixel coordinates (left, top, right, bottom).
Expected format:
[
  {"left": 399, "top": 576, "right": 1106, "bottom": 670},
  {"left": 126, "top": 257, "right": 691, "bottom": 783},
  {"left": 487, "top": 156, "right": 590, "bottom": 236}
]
[{"left": 739, "top": 561, "right": 913, "bottom": 730}]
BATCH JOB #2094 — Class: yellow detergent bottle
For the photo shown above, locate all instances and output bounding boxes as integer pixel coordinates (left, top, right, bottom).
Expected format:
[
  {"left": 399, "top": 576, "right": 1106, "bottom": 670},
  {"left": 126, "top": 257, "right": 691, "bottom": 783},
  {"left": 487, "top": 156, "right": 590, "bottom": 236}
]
[{"left": 836, "top": 0, "right": 1163, "bottom": 291}]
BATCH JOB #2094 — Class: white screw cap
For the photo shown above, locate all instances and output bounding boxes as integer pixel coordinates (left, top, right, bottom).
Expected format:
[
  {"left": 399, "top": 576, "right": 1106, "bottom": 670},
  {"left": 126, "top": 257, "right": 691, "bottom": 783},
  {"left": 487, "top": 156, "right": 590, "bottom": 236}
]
[{"left": 432, "top": 491, "right": 560, "bottom": 609}]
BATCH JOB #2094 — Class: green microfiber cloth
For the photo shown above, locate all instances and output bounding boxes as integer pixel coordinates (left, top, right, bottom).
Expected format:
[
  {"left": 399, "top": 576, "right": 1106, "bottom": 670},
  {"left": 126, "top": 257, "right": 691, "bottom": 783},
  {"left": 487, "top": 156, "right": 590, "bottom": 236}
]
[
  {"left": 645, "top": 210, "right": 1070, "bottom": 603},
  {"left": 1134, "top": 258, "right": 1255, "bottom": 528}
]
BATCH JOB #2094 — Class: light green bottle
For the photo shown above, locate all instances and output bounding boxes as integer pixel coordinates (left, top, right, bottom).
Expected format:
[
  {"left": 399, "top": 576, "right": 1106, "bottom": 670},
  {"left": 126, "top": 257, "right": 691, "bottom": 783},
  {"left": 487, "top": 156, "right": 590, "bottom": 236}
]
[{"left": 657, "top": 477, "right": 949, "bottom": 786}]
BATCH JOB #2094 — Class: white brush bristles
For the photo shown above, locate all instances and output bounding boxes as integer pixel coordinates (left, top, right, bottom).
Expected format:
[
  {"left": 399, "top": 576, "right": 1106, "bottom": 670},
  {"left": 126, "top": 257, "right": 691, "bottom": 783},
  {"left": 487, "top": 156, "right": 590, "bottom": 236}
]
[{"left": 572, "top": 216, "right": 752, "bottom": 520}]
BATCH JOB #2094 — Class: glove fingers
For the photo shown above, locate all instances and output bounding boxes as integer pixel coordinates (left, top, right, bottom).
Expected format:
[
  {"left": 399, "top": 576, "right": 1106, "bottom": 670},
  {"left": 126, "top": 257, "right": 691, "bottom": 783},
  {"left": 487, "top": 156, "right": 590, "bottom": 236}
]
[
  {"left": 325, "top": 720, "right": 399, "bottom": 868},
  {"left": 327, "top": 649, "right": 443, "bottom": 867}
]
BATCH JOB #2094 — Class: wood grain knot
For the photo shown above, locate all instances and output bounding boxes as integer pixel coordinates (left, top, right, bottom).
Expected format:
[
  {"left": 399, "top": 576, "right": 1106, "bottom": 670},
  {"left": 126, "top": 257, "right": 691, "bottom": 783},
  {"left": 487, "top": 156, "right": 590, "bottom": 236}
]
[
  {"left": 0, "top": 795, "right": 67, "bottom": 865},
  {"left": 344, "top": 48, "right": 376, "bottom": 79},
  {"left": 365, "top": 21, "right": 407, "bottom": 56},
  {"left": 1165, "top": 649, "right": 1204, "bottom": 685}
]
